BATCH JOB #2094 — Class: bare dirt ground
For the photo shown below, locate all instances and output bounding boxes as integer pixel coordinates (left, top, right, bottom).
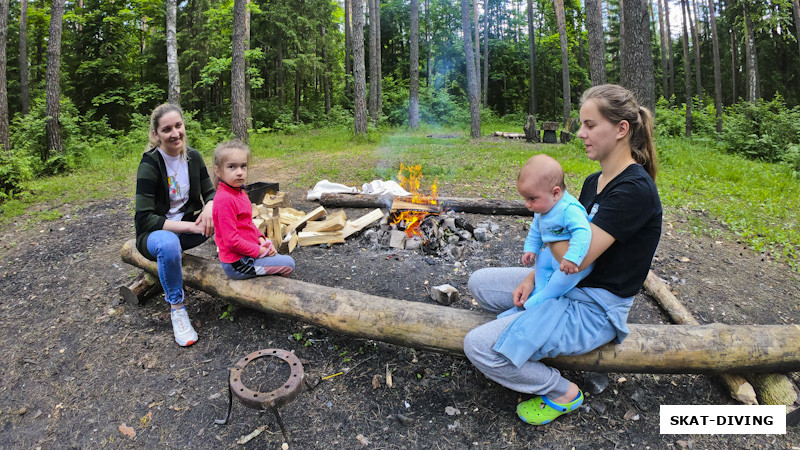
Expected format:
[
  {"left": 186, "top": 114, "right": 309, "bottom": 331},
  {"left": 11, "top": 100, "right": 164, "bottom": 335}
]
[{"left": 0, "top": 181, "right": 799, "bottom": 448}]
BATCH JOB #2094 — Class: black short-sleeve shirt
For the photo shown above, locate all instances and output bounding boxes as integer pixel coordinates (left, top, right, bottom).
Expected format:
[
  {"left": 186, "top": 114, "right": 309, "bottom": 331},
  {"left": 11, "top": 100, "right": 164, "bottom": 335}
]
[{"left": 577, "top": 164, "right": 662, "bottom": 297}]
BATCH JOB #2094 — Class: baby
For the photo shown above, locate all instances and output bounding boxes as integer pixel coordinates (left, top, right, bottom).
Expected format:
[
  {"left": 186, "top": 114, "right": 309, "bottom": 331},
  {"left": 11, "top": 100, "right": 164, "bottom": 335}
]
[{"left": 514, "top": 154, "right": 592, "bottom": 312}]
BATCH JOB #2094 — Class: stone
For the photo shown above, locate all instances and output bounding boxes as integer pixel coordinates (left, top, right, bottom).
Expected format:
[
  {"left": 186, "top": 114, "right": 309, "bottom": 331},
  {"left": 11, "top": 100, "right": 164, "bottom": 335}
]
[
  {"left": 583, "top": 372, "right": 609, "bottom": 395},
  {"left": 458, "top": 230, "right": 472, "bottom": 241},
  {"left": 405, "top": 237, "right": 422, "bottom": 250},
  {"left": 473, "top": 227, "right": 488, "bottom": 242},
  {"left": 431, "top": 284, "right": 459, "bottom": 306},
  {"left": 560, "top": 131, "right": 572, "bottom": 143},
  {"left": 389, "top": 230, "right": 406, "bottom": 249},
  {"left": 447, "top": 235, "right": 460, "bottom": 245},
  {"left": 590, "top": 401, "right": 607, "bottom": 414},
  {"left": 442, "top": 217, "right": 457, "bottom": 232}
]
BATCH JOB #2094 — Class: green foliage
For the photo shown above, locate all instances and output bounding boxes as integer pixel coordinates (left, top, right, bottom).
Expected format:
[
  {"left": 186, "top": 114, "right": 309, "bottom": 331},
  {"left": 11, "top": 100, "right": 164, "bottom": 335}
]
[
  {"left": 219, "top": 304, "right": 235, "bottom": 321},
  {"left": 0, "top": 152, "right": 35, "bottom": 199},
  {"left": 720, "top": 96, "right": 800, "bottom": 163}
]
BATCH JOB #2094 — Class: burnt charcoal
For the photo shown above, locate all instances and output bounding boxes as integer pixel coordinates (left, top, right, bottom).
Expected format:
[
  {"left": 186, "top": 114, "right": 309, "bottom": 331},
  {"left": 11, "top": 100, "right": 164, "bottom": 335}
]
[{"left": 454, "top": 217, "right": 474, "bottom": 233}]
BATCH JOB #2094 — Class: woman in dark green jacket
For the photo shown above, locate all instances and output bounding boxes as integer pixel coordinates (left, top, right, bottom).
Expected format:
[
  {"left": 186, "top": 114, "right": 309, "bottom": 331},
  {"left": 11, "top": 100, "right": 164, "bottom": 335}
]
[{"left": 134, "top": 104, "right": 215, "bottom": 347}]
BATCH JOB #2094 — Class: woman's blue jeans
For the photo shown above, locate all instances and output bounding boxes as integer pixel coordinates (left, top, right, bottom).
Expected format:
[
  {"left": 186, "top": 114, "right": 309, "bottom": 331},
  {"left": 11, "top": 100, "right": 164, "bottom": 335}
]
[{"left": 146, "top": 230, "right": 208, "bottom": 305}]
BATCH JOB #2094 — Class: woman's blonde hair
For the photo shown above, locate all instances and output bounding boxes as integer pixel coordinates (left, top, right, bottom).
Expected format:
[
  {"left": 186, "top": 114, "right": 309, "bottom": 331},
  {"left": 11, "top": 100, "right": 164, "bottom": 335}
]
[
  {"left": 580, "top": 84, "right": 658, "bottom": 180},
  {"left": 147, "top": 103, "right": 187, "bottom": 158},
  {"left": 212, "top": 140, "right": 251, "bottom": 186}
]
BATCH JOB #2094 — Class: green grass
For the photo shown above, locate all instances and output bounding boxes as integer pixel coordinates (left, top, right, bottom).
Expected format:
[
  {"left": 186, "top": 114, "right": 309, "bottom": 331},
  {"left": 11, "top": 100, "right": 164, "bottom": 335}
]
[{"left": 3, "top": 125, "right": 800, "bottom": 270}]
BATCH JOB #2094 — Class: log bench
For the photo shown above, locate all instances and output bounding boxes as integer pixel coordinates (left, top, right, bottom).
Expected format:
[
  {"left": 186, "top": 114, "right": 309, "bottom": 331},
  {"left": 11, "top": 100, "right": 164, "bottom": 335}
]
[{"left": 120, "top": 239, "right": 800, "bottom": 375}]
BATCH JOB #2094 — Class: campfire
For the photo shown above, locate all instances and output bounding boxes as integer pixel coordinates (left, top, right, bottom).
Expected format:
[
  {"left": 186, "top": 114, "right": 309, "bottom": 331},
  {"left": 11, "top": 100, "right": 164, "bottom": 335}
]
[
  {"left": 390, "top": 164, "right": 441, "bottom": 238},
  {"left": 367, "top": 164, "right": 498, "bottom": 259}
]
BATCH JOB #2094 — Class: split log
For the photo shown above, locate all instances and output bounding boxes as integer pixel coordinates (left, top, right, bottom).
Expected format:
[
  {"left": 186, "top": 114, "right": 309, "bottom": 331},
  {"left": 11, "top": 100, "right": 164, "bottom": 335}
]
[
  {"left": 341, "top": 208, "right": 385, "bottom": 239},
  {"left": 319, "top": 193, "right": 529, "bottom": 216},
  {"left": 286, "top": 206, "right": 327, "bottom": 233},
  {"left": 644, "top": 271, "right": 758, "bottom": 404},
  {"left": 391, "top": 198, "right": 442, "bottom": 213},
  {"left": 118, "top": 271, "right": 161, "bottom": 306},
  {"left": 304, "top": 210, "right": 347, "bottom": 232},
  {"left": 120, "top": 239, "right": 800, "bottom": 374},
  {"left": 297, "top": 231, "right": 345, "bottom": 246}
]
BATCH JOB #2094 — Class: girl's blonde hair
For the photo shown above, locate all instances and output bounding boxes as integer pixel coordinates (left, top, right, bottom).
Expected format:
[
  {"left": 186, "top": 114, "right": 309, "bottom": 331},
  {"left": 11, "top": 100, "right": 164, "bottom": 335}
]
[
  {"left": 580, "top": 84, "right": 658, "bottom": 180},
  {"left": 147, "top": 103, "right": 187, "bottom": 158},
  {"left": 212, "top": 140, "right": 251, "bottom": 186}
]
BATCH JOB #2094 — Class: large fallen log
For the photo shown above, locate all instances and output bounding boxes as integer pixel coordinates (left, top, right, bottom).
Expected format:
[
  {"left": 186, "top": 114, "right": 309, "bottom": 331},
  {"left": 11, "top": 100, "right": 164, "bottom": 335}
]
[
  {"left": 319, "top": 193, "right": 530, "bottom": 216},
  {"left": 120, "top": 239, "right": 800, "bottom": 374}
]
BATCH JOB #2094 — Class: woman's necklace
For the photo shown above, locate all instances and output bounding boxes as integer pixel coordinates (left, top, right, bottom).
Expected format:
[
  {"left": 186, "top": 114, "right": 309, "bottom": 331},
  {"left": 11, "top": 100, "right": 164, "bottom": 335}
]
[{"left": 161, "top": 152, "right": 183, "bottom": 197}]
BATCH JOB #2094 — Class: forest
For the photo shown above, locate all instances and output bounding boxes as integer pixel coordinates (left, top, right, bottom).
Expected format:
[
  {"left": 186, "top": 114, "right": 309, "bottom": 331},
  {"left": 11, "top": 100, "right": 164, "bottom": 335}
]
[{"left": 0, "top": 0, "right": 800, "bottom": 193}]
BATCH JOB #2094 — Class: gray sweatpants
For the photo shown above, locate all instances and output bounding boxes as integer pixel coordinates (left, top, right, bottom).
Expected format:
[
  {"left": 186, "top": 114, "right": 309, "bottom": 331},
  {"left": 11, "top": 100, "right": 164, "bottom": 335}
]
[{"left": 464, "top": 267, "right": 571, "bottom": 398}]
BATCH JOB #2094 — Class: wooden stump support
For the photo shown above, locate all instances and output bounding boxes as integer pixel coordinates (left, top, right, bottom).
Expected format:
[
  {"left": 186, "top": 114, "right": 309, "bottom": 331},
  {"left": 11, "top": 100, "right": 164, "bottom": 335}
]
[{"left": 119, "top": 271, "right": 162, "bottom": 306}]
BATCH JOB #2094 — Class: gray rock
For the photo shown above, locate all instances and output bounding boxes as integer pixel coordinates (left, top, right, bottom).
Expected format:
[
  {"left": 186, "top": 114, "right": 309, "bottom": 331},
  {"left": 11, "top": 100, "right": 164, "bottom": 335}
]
[
  {"left": 590, "top": 401, "right": 607, "bottom": 414},
  {"left": 405, "top": 237, "right": 422, "bottom": 250},
  {"left": 442, "top": 217, "right": 457, "bottom": 232},
  {"left": 389, "top": 230, "right": 406, "bottom": 249},
  {"left": 473, "top": 227, "right": 488, "bottom": 241},
  {"left": 447, "top": 235, "right": 460, "bottom": 245},
  {"left": 431, "top": 284, "right": 459, "bottom": 305},
  {"left": 583, "top": 372, "right": 609, "bottom": 395},
  {"left": 458, "top": 230, "right": 472, "bottom": 241}
]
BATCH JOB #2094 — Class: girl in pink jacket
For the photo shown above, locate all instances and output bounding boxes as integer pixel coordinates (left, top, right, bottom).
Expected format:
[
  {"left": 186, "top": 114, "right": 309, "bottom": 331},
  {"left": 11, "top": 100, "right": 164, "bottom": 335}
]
[{"left": 212, "top": 141, "right": 294, "bottom": 279}]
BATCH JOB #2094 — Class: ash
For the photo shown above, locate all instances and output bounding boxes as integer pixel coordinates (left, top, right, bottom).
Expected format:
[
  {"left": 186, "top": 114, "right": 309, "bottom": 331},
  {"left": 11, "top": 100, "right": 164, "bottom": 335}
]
[{"left": 361, "top": 210, "right": 501, "bottom": 261}]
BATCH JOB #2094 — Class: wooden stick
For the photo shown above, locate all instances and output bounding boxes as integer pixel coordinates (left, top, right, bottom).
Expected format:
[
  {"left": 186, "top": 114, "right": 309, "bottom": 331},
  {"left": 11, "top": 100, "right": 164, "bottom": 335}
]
[
  {"left": 120, "top": 239, "right": 800, "bottom": 374},
  {"left": 644, "top": 271, "right": 758, "bottom": 405}
]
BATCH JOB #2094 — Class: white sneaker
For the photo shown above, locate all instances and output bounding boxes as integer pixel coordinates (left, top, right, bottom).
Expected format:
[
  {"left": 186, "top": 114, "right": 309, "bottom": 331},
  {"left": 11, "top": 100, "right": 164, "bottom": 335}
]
[{"left": 171, "top": 307, "right": 198, "bottom": 347}]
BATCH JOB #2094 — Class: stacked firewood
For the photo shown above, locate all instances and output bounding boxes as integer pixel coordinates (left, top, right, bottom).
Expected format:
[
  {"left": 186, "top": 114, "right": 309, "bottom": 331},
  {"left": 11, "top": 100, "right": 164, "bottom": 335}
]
[{"left": 249, "top": 192, "right": 385, "bottom": 253}]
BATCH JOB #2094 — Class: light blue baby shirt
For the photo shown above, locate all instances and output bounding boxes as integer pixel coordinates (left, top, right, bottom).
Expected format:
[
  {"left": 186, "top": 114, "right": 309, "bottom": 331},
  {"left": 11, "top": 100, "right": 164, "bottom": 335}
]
[{"left": 524, "top": 191, "right": 591, "bottom": 265}]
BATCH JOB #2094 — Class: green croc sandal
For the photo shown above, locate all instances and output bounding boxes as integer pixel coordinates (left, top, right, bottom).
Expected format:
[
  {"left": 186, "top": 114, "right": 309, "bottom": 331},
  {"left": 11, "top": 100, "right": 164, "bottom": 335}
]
[{"left": 517, "top": 391, "right": 584, "bottom": 425}]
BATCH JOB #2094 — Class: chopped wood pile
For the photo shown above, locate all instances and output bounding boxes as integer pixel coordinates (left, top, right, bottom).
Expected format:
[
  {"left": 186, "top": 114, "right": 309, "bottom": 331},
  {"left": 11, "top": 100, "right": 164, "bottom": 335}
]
[{"left": 248, "top": 192, "right": 385, "bottom": 253}]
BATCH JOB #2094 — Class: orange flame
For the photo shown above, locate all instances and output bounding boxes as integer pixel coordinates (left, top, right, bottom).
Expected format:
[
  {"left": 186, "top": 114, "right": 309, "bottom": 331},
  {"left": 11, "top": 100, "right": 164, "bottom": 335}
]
[{"left": 391, "top": 164, "right": 439, "bottom": 238}]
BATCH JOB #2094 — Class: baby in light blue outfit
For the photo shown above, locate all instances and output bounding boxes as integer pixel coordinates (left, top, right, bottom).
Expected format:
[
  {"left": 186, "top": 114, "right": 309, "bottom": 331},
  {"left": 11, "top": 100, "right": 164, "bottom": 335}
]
[{"left": 501, "top": 154, "right": 592, "bottom": 317}]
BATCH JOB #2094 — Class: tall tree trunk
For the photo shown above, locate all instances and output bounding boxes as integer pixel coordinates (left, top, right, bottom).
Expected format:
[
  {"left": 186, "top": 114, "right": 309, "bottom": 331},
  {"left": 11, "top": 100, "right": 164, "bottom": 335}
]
[
  {"left": 45, "top": 0, "right": 65, "bottom": 159},
  {"left": 741, "top": 1, "right": 758, "bottom": 103},
  {"left": 681, "top": 0, "right": 693, "bottom": 137},
  {"left": 245, "top": 0, "right": 252, "bottom": 129},
  {"left": 585, "top": 0, "right": 607, "bottom": 86},
  {"left": 460, "top": 0, "right": 481, "bottom": 138},
  {"left": 657, "top": 0, "right": 669, "bottom": 98},
  {"left": 0, "top": 0, "right": 8, "bottom": 153},
  {"left": 526, "top": 0, "right": 536, "bottom": 116},
  {"left": 19, "top": 0, "right": 29, "bottom": 117},
  {"left": 277, "top": 42, "right": 284, "bottom": 104},
  {"left": 554, "top": 0, "right": 571, "bottom": 125},
  {"left": 474, "top": 0, "right": 480, "bottom": 103},
  {"left": 352, "top": 0, "right": 368, "bottom": 136},
  {"left": 231, "top": 0, "right": 247, "bottom": 143},
  {"left": 482, "top": 0, "right": 489, "bottom": 107},
  {"left": 409, "top": 0, "right": 420, "bottom": 129},
  {"left": 620, "top": 0, "right": 656, "bottom": 113},
  {"left": 688, "top": 0, "right": 702, "bottom": 100},
  {"left": 322, "top": 27, "right": 331, "bottom": 115},
  {"left": 373, "top": 0, "right": 384, "bottom": 114},
  {"left": 425, "top": 0, "right": 431, "bottom": 86},
  {"left": 707, "top": 0, "right": 722, "bottom": 131},
  {"left": 368, "top": 0, "right": 378, "bottom": 121},
  {"left": 294, "top": 71, "right": 301, "bottom": 124},
  {"left": 166, "top": 0, "right": 180, "bottom": 107},
  {"left": 619, "top": 0, "right": 627, "bottom": 83},
  {"left": 794, "top": 0, "right": 800, "bottom": 58},
  {"left": 345, "top": 0, "right": 352, "bottom": 98},
  {"left": 664, "top": 0, "right": 675, "bottom": 100},
  {"left": 730, "top": 11, "right": 738, "bottom": 102}
]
